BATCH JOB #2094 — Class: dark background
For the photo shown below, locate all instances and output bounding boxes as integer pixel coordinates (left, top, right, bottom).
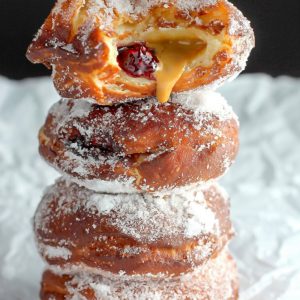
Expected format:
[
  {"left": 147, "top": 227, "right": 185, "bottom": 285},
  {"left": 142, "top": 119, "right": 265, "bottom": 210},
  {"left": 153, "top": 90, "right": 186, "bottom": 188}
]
[{"left": 1, "top": 0, "right": 300, "bottom": 79}]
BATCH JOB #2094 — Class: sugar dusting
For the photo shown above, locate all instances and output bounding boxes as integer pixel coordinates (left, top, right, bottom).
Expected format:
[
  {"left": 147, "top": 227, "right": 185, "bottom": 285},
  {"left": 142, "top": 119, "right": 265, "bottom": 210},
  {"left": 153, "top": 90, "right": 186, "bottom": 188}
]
[
  {"left": 35, "top": 178, "right": 221, "bottom": 244},
  {"left": 46, "top": 0, "right": 219, "bottom": 35},
  {"left": 89, "top": 0, "right": 218, "bottom": 21},
  {"left": 53, "top": 90, "right": 237, "bottom": 130},
  {"left": 41, "top": 92, "right": 238, "bottom": 192},
  {"left": 171, "top": 91, "right": 238, "bottom": 122},
  {"left": 67, "top": 175, "right": 224, "bottom": 194},
  {"left": 38, "top": 244, "right": 72, "bottom": 260},
  {"left": 46, "top": 249, "right": 237, "bottom": 300}
]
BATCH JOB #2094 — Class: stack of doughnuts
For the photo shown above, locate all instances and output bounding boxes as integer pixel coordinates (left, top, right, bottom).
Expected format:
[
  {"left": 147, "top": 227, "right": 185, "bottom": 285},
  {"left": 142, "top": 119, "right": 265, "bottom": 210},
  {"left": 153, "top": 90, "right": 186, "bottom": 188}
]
[{"left": 27, "top": 0, "right": 254, "bottom": 299}]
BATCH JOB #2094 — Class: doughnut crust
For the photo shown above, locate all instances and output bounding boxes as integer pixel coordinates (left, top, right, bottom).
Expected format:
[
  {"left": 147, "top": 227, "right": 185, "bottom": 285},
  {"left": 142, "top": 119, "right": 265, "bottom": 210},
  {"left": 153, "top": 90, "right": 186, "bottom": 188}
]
[
  {"left": 40, "top": 250, "right": 238, "bottom": 300},
  {"left": 39, "top": 92, "right": 239, "bottom": 193},
  {"left": 34, "top": 179, "right": 233, "bottom": 276},
  {"left": 26, "top": 0, "right": 254, "bottom": 104}
]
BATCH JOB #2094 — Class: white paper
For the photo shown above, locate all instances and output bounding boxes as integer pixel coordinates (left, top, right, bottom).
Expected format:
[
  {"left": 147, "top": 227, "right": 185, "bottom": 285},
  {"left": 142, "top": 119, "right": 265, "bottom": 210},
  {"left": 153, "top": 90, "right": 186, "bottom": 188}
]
[{"left": 0, "top": 74, "right": 300, "bottom": 299}]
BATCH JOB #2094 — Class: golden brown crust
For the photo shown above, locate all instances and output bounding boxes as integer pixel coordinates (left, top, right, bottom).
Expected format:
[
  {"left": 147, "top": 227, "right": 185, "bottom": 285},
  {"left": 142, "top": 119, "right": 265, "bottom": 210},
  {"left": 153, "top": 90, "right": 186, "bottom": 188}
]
[
  {"left": 38, "top": 95, "right": 239, "bottom": 192},
  {"left": 34, "top": 179, "right": 233, "bottom": 276},
  {"left": 40, "top": 250, "right": 239, "bottom": 300},
  {"left": 26, "top": 0, "right": 254, "bottom": 104}
]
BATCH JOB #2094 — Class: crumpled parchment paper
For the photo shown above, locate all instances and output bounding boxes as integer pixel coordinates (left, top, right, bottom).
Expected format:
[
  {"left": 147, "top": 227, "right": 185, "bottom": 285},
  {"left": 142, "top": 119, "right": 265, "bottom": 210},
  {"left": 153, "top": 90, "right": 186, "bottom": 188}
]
[{"left": 0, "top": 74, "right": 299, "bottom": 299}]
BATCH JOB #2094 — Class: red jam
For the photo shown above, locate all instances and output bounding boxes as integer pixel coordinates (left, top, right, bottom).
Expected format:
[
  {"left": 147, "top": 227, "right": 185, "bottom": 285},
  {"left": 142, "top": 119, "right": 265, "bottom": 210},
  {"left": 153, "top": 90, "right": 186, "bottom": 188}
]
[{"left": 117, "top": 43, "right": 159, "bottom": 79}]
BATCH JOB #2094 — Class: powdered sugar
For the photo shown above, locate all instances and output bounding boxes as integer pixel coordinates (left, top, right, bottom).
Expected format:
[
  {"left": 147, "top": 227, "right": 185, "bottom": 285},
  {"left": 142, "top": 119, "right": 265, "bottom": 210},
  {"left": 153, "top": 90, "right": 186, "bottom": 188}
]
[
  {"left": 39, "top": 244, "right": 72, "bottom": 260},
  {"left": 87, "top": 0, "right": 218, "bottom": 20},
  {"left": 35, "top": 179, "right": 222, "bottom": 244},
  {"left": 171, "top": 91, "right": 238, "bottom": 122},
  {"left": 59, "top": 0, "right": 218, "bottom": 34},
  {"left": 48, "top": 98, "right": 94, "bottom": 135},
  {"left": 46, "top": 249, "right": 237, "bottom": 300},
  {"left": 52, "top": 90, "right": 237, "bottom": 130},
  {"left": 67, "top": 175, "right": 222, "bottom": 194},
  {"left": 46, "top": 91, "right": 237, "bottom": 152},
  {"left": 41, "top": 92, "right": 238, "bottom": 192},
  {"left": 68, "top": 176, "right": 138, "bottom": 194}
]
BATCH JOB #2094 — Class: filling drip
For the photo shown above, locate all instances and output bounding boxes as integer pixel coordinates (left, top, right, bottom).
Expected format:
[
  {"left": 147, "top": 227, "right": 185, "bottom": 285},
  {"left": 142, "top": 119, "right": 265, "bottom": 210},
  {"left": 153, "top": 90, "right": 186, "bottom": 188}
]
[
  {"left": 117, "top": 32, "right": 206, "bottom": 103},
  {"left": 147, "top": 37, "right": 206, "bottom": 103}
]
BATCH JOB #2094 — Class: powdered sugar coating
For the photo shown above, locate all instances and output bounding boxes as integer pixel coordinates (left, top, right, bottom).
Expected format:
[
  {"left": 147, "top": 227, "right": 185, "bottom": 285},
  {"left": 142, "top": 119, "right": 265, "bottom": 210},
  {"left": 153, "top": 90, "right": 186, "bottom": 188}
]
[
  {"left": 42, "top": 249, "right": 238, "bottom": 300},
  {"left": 71, "top": 0, "right": 219, "bottom": 29},
  {"left": 32, "top": 0, "right": 220, "bottom": 48},
  {"left": 34, "top": 179, "right": 233, "bottom": 276},
  {"left": 66, "top": 168, "right": 235, "bottom": 194},
  {"left": 49, "top": 90, "right": 238, "bottom": 137},
  {"left": 67, "top": 175, "right": 225, "bottom": 194},
  {"left": 38, "top": 244, "right": 72, "bottom": 260},
  {"left": 40, "top": 92, "right": 239, "bottom": 193},
  {"left": 171, "top": 91, "right": 238, "bottom": 123},
  {"left": 35, "top": 179, "right": 225, "bottom": 244},
  {"left": 66, "top": 175, "right": 140, "bottom": 194},
  {"left": 94, "top": 0, "right": 218, "bottom": 13},
  {"left": 52, "top": 90, "right": 238, "bottom": 130}
]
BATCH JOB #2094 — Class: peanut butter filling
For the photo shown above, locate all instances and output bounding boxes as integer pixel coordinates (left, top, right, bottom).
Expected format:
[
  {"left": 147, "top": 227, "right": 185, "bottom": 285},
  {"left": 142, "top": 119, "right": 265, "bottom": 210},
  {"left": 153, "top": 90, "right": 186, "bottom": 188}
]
[
  {"left": 149, "top": 41, "right": 206, "bottom": 102},
  {"left": 143, "top": 31, "right": 207, "bottom": 102},
  {"left": 118, "top": 28, "right": 222, "bottom": 102}
]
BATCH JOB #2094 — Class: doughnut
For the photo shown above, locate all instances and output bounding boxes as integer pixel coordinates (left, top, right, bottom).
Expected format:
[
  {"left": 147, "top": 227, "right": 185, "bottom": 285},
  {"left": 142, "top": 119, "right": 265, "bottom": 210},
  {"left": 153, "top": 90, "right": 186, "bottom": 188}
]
[
  {"left": 39, "top": 91, "right": 239, "bottom": 193},
  {"left": 26, "top": 0, "right": 254, "bottom": 104},
  {"left": 40, "top": 250, "right": 238, "bottom": 300},
  {"left": 34, "top": 178, "right": 233, "bottom": 276}
]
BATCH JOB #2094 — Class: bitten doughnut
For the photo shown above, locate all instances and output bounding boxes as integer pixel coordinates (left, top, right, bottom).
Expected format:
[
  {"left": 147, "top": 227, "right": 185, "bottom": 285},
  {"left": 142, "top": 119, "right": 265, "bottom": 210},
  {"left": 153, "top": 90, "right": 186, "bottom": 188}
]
[
  {"left": 34, "top": 178, "right": 233, "bottom": 276},
  {"left": 39, "top": 91, "right": 239, "bottom": 193},
  {"left": 26, "top": 0, "right": 254, "bottom": 104},
  {"left": 40, "top": 250, "right": 238, "bottom": 300}
]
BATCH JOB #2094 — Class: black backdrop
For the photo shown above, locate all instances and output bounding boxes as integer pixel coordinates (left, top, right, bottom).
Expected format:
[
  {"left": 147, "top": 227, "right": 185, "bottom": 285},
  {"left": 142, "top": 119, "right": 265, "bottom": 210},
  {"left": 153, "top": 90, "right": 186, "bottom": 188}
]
[{"left": 1, "top": 0, "right": 300, "bottom": 79}]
